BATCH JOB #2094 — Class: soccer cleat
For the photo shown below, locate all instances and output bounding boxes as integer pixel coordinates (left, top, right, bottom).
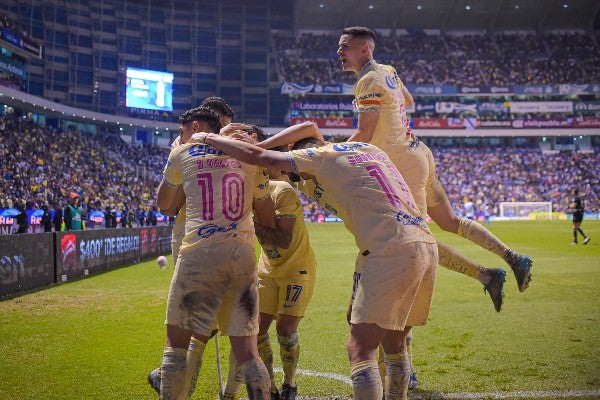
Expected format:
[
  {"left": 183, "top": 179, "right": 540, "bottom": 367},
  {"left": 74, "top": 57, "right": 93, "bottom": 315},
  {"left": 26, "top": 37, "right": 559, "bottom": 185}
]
[
  {"left": 270, "top": 389, "right": 281, "bottom": 400},
  {"left": 280, "top": 384, "right": 297, "bottom": 400},
  {"left": 408, "top": 372, "right": 418, "bottom": 390},
  {"left": 147, "top": 367, "right": 161, "bottom": 395},
  {"left": 571, "top": 241, "right": 578, "bottom": 246},
  {"left": 505, "top": 252, "right": 532, "bottom": 292},
  {"left": 483, "top": 268, "right": 506, "bottom": 312},
  {"left": 583, "top": 237, "right": 591, "bottom": 245}
]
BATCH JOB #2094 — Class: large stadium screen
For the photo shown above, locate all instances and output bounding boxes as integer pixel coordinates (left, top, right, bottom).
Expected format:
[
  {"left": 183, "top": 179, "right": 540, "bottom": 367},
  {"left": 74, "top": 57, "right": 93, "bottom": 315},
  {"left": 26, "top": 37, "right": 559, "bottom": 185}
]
[{"left": 125, "top": 67, "right": 174, "bottom": 112}]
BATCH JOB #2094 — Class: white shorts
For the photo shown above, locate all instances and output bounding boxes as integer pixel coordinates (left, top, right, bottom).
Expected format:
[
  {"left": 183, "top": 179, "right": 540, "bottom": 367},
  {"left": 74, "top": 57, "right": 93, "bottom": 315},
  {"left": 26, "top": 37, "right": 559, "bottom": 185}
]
[
  {"left": 351, "top": 242, "right": 438, "bottom": 330},
  {"left": 165, "top": 236, "right": 259, "bottom": 337}
]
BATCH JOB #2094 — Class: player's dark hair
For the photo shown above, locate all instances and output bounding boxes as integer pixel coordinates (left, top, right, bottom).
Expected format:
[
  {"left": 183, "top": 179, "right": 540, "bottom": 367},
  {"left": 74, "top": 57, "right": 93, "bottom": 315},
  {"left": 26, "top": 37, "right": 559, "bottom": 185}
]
[
  {"left": 243, "top": 124, "right": 266, "bottom": 142},
  {"left": 178, "top": 106, "right": 222, "bottom": 134},
  {"left": 200, "top": 96, "right": 235, "bottom": 119},
  {"left": 291, "top": 137, "right": 324, "bottom": 150},
  {"left": 342, "top": 26, "right": 376, "bottom": 42}
]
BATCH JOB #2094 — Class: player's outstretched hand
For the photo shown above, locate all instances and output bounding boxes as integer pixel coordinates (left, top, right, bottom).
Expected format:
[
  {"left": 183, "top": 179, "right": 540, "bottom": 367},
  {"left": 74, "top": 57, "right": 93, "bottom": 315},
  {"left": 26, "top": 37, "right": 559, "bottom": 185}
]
[{"left": 220, "top": 122, "right": 251, "bottom": 137}]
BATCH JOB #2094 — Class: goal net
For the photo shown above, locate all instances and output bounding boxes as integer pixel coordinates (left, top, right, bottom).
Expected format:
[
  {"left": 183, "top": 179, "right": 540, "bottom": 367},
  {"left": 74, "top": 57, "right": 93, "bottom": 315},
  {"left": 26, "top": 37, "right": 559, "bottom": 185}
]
[{"left": 499, "top": 202, "right": 553, "bottom": 220}]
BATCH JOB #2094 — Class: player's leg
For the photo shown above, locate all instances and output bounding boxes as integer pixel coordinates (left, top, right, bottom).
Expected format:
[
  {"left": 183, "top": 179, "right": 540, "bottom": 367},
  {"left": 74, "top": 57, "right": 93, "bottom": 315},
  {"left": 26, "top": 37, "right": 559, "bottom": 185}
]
[
  {"left": 257, "top": 275, "right": 280, "bottom": 398},
  {"left": 222, "top": 347, "right": 243, "bottom": 400},
  {"left": 427, "top": 178, "right": 532, "bottom": 292},
  {"left": 348, "top": 323, "right": 386, "bottom": 400},
  {"left": 230, "top": 335, "right": 271, "bottom": 400},
  {"left": 225, "top": 241, "right": 271, "bottom": 400},
  {"left": 275, "top": 275, "right": 315, "bottom": 400},
  {"left": 437, "top": 241, "right": 506, "bottom": 312},
  {"left": 380, "top": 328, "right": 411, "bottom": 400}
]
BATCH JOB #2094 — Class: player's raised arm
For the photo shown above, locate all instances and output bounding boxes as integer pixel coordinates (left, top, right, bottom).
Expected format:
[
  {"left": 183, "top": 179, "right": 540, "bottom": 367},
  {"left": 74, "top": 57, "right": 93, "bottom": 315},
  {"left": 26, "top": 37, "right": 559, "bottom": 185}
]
[
  {"left": 256, "top": 122, "right": 325, "bottom": 150},
  {"left": 193, "top": 132, "right": 292, "bottom": 172}
]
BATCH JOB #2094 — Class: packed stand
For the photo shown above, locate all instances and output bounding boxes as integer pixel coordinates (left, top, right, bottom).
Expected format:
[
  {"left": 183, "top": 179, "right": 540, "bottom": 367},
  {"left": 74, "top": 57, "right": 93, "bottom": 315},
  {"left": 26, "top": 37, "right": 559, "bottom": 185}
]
[
  {"left": 0, "top": 115, "right": 170, "bottom": 230},
  {"left": 274, "top": 31, "right": 600, "bottom": 86}
]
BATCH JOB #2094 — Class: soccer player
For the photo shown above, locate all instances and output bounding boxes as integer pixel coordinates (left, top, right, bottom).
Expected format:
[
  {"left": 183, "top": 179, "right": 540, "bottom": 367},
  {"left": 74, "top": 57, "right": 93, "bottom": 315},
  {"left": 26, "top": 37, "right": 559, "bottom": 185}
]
[
  {"left": 335, "top": 26, "right": 531, "bottom": 297},
  {"left": 148, "top": 97, "right": 236, "bottom": 396},
  {"left": 191, "top": 126, "right": 439, "bottom": 400},
  {"left": 221, "top": 125, "right": 317, "bottom": 400},
  {"left": 156, "top": 106, "right": 276, "bottom": 400},
  {"left": 569, "top": 188, "right": 591, "bottom": 245}
]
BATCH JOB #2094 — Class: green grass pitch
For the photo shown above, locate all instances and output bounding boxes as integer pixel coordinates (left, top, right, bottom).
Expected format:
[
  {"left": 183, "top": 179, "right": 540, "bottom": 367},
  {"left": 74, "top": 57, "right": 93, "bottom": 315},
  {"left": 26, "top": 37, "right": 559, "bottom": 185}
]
[{"left": 0, "top": 220, "right": 599, "bottom": 399}]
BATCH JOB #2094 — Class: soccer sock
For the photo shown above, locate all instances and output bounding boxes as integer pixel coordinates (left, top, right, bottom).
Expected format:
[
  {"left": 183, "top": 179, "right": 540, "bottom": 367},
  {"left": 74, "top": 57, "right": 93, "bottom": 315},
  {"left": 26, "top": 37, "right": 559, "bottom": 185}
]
[
  {"left": 277, "top": 332, "right": 299, "bottom": 387},
  {"left": 384, "top": 351, "right": 411, "bottom": 400},
  {"left": 257, "top": 333, "right": 277, "bottom": 392},
  {"left": 240, "top": 357, "right": 271, "bottom": 400},
  {"left": 573, "top": 229, "right": 579, "bottom": 241},
  {"left": 577, "top": 228, "right": 587, "bottom": 238},
  {"left": 437, "top": 240, "right": 482, "bottom": 279},
  {"left": 458, "top": 218, "right": 514, "bottom": 264},
  {"left": 350, "top": 359, "right": 383, "bottom": 400},
  {"left": 184, "top": 337, "right": 207, "bottom": 399},
  {"left": 160, "top": 346, "right": 188, "bottom": 400},
  {"left": 223, "top": 348, "right": 243, "bottom": 400},
  {"left": 405, "top": 331, "right": 414, "bottom": 375},
  {"left": 377, "top": 344, "right": 386, "bottom": 390}
]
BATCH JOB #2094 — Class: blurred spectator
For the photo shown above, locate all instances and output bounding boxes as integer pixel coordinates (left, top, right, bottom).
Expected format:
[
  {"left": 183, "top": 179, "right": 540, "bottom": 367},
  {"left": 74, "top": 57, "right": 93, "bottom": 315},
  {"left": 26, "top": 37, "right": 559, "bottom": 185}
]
[
  {"left": 64, "top": 193, "right": 84, "bottom": 231},
  {"left": 41, "top": 203, "right": 52, "bottom": 232},
  {"left": 15, "top": 201, "right": 28, "bottom": 234}
]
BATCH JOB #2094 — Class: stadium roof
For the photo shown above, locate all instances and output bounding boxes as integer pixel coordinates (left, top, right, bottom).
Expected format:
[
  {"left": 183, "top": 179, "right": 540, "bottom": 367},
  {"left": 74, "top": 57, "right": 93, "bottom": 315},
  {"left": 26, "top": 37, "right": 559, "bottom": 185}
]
[{"left": 295, "top": 0, "right": 600, "bottom": 32}]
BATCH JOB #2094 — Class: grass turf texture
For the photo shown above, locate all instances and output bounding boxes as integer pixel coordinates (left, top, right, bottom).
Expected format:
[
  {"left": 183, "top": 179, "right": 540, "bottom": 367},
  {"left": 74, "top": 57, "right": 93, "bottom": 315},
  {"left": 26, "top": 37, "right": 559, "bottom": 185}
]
[{"left": 0, "top": 220, "right": 599, "bottom": 399}]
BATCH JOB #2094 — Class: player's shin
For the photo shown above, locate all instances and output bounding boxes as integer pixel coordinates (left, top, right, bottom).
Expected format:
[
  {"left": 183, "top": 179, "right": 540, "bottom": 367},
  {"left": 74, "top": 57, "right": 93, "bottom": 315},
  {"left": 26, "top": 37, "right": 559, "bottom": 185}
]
[
  {"left": 257, "top": 333, "right": 277, "bottom": 390},
  {"left": 223, "top": 348, "right": 243, "bottom": 399},
  {"left": 160, "top": 347, "right": 188, "bottom": 400},
  {"left": 384, "top": 351, "right": 411, "bottom": 400},
  {"left": 184, "top": 337, "right": 207, "bottom": 398},
  {"left": 437, "top": 241, "right": 481, "bottom": 279},
  {"left": 240, "top": 357, "right": 271, "bottom": 400},
  {"left": 350, "top": 359, "right": 384, "bottom": 400},
  {"left": 277, "top": 332, "right": 299, "bottom": 387}
]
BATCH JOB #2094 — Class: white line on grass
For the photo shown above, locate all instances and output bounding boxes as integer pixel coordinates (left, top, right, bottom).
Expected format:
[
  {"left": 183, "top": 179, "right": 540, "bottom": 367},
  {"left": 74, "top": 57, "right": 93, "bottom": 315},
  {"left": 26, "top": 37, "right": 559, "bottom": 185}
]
[{"left": 274, "top": 368, "right": 600, "bottom": 399}]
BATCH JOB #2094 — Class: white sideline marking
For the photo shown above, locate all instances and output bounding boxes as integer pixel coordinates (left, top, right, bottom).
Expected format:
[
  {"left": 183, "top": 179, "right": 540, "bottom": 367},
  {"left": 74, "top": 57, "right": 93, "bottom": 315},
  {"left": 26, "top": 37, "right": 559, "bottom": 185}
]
[{"left": 274, "top": 368, "right": 600, "bottom": 399}]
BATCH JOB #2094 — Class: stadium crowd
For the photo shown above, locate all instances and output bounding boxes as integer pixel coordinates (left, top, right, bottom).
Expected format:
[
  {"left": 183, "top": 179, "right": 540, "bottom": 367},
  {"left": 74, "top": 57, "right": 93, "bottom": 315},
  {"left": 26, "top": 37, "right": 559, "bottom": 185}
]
[
  {"left": 274, "top": 31, "right": 600, "bottom": 85},
  {"left": 1, "top": 113, "right": 598, "bottom": 232},
  {"left": 0, "top": 115, "right": 169, "bottom": 228}
]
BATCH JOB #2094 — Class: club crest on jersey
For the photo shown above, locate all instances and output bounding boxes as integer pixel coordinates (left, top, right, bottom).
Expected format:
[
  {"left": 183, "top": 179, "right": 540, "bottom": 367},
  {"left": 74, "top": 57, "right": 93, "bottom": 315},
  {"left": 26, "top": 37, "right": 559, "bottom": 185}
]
[
  {"left": 188, "top": 144, "right": 225, "bottom": 157},
  {"left": 332, "top": 142, "right": 370, "bottom": 152},
  {"left": 385, "top": 75, "right": 397, "bottom": 90}
]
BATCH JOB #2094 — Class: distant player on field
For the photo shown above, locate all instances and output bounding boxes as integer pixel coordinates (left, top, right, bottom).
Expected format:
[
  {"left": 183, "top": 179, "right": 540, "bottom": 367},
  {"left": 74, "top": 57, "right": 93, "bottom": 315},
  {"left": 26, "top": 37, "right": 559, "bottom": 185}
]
[
  {"left": 191, "top": 124, "right": 439, "bottom": 400},
  {"left": 569, "top": 188, "right": 591, "bottom": 245}
]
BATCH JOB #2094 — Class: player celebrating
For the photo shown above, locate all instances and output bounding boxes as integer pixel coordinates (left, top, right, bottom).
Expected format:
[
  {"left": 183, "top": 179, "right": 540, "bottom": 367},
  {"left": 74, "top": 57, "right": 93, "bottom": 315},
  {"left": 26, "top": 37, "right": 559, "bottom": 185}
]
[
  {"left": 191, "top": 126, "right": 439, "bottom": 400},
  {"left": 220, "top": 125, "right": 317, "bottom": 400},
  {"left": 156, "top": 106, "right": 276, "bottom": 400}
]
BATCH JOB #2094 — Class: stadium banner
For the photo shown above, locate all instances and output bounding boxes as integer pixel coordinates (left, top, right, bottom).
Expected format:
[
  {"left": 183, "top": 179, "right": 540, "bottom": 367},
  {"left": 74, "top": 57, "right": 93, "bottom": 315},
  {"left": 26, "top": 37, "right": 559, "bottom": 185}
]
[
  {"left": 56, "top": 226, "right": 172, "bottom": 283},
  {"left": 509, "top": 101, "right": 573, "bottom": 113},
  {"left": 0, "top": 232, "right": 55, "bottom": 298},
  {"left": 458, "top": 85, "right": 512, "bottom": 94},
  {"left": 413, "top": 118, "right": 449, "bottom": 129},
  {"left": 558, "top": 84, "right": 600, "bottom": 95},
  {"left": 281, "top": 82, "right": 350, "bottom": 95},
  {"left": 0, "top": 27, "right": 42, "bottom": 59},
  {"left": 435, "top": 102, "right": 477, "bottom": 114},
  {"left": 290, "top": 101, "right": 354, "bottom": 112},
  {"left": 513, "top": 85, "right": 560, "bottom": 95},
  {"left": 0, "top": 53, "right": 26, "bottom": 79},
  {"left": 477, "top": 102, "right": 509, "bottom": 113},
  {"left": 573, "top": 101, "right": 600, "bottom": 113},
  {"left": 478, "top": 120, "right": 512, "bottom": 128},
  {"left": 406, "top": 84, "right": 457, "bottom": 95},
  {"left": 573, "top": 116, "right": 600, "bottom": 128},
  {"left": 511, "top": 117, "right": 571, "bottom": 128},
  {"left": 290, "top": 117, "right": 354, "bottom": 128}
]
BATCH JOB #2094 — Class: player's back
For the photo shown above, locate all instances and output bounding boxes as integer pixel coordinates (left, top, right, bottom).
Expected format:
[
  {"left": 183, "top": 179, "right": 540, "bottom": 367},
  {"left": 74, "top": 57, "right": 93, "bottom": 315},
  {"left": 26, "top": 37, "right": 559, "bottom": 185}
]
[
  {"left": 291, "top": 142, "right": 435, "bottom": 253},
  {"left": 167, "top": 142, "right": 259, "bottom": 251}
]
